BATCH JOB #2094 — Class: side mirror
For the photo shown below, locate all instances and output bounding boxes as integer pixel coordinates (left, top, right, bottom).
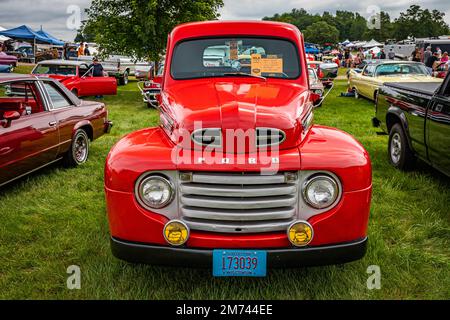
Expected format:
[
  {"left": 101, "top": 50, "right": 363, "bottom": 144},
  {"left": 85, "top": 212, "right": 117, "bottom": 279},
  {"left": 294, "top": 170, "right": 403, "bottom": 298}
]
[
  {"left": 2, "top": 110, "right": 21, "bottom": 127},
  {"left": 4, "top": 110, "right": 21, "bottom": 121}
]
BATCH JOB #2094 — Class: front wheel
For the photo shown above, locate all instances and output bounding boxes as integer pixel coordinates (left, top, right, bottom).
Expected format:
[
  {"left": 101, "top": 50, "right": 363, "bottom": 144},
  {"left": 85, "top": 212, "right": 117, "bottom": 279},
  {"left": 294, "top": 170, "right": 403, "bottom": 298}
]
[
  {"left": 388, "top": 123, "right": 415, "bottom": 170},
  {"left": 119, "top": 71, "right": 129, "bottom": 85},
  {"left": 63, "top": 129, "right": 90, "bottom": 167}
]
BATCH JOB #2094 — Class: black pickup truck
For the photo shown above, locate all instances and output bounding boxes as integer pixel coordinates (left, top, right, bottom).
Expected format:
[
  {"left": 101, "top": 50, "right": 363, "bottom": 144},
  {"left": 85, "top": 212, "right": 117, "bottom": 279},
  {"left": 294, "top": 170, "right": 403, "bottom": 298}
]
[{"left": 373, "top": 72, "right": 450, "bottom": 177}]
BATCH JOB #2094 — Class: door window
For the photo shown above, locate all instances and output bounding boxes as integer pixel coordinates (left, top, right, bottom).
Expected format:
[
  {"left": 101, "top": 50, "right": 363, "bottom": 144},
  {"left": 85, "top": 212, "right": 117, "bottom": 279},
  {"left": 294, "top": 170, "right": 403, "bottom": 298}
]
[
  {"left": 43, "top": 82, "right": 72, "bottom": 109},
  {"left": 0, "top": 81, "right": 45, "bottom": 119}
]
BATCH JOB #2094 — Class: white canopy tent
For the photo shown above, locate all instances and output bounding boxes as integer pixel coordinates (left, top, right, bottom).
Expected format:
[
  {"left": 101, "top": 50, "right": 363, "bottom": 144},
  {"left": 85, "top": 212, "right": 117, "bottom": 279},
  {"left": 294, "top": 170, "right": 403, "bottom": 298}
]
[
  {"left": 0, "top": 26, "right": 10, "bottom": 42},
  {"left": 363, "top": 46, "right": 381, "bottom": 56},
  {"left": 363, "top": 39, "right": 383, "bottom": 48}
]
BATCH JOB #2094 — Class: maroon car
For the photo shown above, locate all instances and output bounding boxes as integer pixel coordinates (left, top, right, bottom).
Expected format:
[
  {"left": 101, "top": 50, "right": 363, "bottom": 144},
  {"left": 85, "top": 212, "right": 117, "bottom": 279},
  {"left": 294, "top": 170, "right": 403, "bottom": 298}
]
[
  {"left": 0, "top": 53, "right": 18, "bottom": 67},
  {"left": 0, "top": 74, "right": 113, "bottom": 187}
]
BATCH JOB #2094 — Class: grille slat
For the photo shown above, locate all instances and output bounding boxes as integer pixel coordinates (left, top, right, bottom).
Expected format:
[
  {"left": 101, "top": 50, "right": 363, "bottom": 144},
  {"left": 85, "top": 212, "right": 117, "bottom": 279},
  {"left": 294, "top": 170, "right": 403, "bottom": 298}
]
[
  {"left": 180, "top": 183, "right": 297, "bottom": 197},
  {"left": 178, "top": 172, "right": 298, "bottom": 233},
  {"left": 181, "top": 207, "right": 296, "bottom": 221},
  {"left": 191, "top": 172, "right": 286, "bottom": 185}
]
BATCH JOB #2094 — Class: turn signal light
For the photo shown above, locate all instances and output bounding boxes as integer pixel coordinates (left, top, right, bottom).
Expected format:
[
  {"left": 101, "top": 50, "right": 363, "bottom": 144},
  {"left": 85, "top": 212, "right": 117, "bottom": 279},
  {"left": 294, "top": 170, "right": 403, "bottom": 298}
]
[
  {"left": 287, "top": 221, "right": 314, "bottom": 247},
  {"left": 163, "top": 220, "right": 189, "bottom": 246}
]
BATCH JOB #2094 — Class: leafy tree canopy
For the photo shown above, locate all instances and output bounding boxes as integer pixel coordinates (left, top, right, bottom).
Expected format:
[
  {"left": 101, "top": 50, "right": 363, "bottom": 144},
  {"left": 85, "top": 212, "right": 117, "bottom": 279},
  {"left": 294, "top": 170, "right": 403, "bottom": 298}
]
[{"left": 81, "top": 0, "right": 223, "bottom": 61}]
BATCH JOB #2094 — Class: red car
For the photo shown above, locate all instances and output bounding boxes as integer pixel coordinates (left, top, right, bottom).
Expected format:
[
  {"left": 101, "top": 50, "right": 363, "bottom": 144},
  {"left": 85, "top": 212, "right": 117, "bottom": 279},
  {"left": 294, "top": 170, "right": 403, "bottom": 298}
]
[
  {"left": 105, "top": 21, "right": 372, "bottom": 275},
  {"left": 31, "top": 60, "right": 117, "bottom": 97},
  {"left": 0, "top": 74, "right": 113, "bottom": 187}
]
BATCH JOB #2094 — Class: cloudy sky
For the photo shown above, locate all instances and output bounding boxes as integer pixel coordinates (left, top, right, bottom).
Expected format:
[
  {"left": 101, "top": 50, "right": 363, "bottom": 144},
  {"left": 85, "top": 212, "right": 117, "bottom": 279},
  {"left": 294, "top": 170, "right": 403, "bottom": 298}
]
[{"left": 0, "top": 0, "right": 449, "bottom": 41}]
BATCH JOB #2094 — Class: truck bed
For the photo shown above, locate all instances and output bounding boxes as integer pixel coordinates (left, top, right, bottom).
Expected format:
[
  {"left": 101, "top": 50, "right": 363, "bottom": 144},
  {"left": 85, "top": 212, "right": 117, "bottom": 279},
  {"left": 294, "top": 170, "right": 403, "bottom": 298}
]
[{"left": 384, "top": 82, "right": 441, "bottom": 96}]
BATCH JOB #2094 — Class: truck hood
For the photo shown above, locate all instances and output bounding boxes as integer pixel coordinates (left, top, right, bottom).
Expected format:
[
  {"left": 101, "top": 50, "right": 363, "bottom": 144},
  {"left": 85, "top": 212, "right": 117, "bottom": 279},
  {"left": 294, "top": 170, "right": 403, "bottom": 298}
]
[{"left": 162, "top": 79, "right": 310, "bottom": 152}]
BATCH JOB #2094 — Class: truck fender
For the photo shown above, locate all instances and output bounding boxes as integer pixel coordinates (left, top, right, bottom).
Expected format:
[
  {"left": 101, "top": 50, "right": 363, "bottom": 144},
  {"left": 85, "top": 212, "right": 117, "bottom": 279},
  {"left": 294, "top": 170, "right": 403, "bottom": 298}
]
[{"left": 386, "top": 106, "right": 414, "bottom": 150}]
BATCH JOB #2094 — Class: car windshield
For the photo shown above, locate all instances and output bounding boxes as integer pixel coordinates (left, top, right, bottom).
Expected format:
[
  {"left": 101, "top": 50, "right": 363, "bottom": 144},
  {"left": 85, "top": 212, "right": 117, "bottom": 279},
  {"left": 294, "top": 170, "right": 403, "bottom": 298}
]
[
  {"left": 33, "top": 65, "right": 77, "bottom": 76},
  {"left": 171, "top": 37, "right": 300, "bottom": 80},
  {"left": 375, "top": 63, "right": 429, "bottom": 76},
  {"left": 308, "top": 69, "right": 317, "bottom": 81}
]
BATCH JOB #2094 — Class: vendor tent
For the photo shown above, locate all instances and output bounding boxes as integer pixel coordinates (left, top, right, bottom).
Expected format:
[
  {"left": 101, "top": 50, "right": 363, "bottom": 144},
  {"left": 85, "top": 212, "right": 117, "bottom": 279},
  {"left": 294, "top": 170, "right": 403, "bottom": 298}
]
[
  {"left": 35, "top": 28, "right": 64, "bottom": 46},
  {"left": 341, "top": 39, "right": 350, "bottom": 45},
  {"left": 0, "top": 25, "right": 51, "bottom": 43},
  {"left": 363, "top": 39, "right": 383, "bottom": 48}
]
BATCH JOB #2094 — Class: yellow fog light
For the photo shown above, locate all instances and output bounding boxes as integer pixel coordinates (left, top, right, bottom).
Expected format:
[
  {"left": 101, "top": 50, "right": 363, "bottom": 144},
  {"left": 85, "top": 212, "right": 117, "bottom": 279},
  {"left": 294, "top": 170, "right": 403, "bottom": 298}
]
[
  {"left": 163, "top": 220, "right": 189, "bottom": 246},
  {"left": 287, "top": 221, "right": 314, "bottom": 247}
]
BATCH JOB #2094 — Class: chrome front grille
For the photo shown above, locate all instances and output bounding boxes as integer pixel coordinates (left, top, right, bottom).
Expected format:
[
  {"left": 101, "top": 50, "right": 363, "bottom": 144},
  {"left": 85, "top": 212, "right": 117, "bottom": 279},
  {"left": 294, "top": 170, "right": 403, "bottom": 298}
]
[{"left": 178, "top": 172, "right": 298, "bottom": 233}]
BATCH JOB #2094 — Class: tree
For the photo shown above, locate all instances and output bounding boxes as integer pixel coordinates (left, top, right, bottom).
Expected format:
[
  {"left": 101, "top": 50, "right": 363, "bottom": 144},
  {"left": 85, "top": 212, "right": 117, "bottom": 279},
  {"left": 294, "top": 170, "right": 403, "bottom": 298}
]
[
  {"left": 393, "top": 5, "right": 450, "bottom": 39},
  {"left": 363, "top": 11, "right": 394, "bottom": 41},
  {"left": 82, "top": 0, "right": 223, "bottom": 61},
  {"left": 303, "top": 21, "right": 339, "bottom": 45}
]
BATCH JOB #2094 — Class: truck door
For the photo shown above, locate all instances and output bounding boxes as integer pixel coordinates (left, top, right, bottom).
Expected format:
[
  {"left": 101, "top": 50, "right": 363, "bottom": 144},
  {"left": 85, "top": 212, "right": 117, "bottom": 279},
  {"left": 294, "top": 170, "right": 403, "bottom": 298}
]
[{"left": 426, "top": 77, "right": 450, "bottom": 175}]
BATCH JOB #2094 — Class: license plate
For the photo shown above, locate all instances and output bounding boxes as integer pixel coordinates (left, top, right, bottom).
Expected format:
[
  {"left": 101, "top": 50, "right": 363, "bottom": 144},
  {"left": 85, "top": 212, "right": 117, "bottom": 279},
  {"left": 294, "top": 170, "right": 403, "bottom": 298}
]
[{"left": 213, "top": 250, "right": 267, "bottom": 277}]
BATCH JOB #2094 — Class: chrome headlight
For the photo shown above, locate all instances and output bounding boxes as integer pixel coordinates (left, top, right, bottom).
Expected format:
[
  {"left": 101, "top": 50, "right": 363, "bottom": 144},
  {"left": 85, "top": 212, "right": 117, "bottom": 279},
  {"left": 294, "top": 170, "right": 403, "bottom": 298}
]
[
  {"left": 303, "top": 175, "right": 339, "bottom": 209},
  {"left": 314, "top": 89, "right": 323, "bottom": 95},
  {"left": 135, "top": 174, "right": 175, "bottom": 209}
]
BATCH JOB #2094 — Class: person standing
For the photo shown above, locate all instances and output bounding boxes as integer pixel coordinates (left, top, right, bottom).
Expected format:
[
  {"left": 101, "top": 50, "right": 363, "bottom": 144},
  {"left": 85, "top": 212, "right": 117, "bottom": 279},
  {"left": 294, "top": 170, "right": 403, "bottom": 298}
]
[
  {"left": 77, "top": 42, "right": 85, "bottom": 57},
  {"left": 436, "top": 47, "right": 442, "bottom": 58},
  {"left": 84, "top": 44, "right": 90, "bottom": 56},
  {"left": 423, "top": 46, "right": 432, "bottom": 63},
  {"left": 441, "top": 52, "right": 449, "bottom": 63},
  {"left": 425, "top": 52, "right": 440, "bottom": 74},
  {"left": 88, "top": 57, "right": 106, "bottom": 98},
  {"left": 388, "top": 49, "right": 395, "bottom": 60},
  {"left": 379, "top": 49, "right": 386, "bottom": 59},
  {"left": 412, "top": 48, "right": 421, "bottom": 62}
]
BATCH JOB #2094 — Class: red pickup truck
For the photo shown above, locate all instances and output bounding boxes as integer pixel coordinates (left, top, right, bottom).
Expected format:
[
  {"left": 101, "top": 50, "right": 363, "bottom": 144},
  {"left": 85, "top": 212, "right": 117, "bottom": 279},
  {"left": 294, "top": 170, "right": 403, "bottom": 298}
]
[{"left": 105, "top": 21, "right": 372, "bottom": 275}]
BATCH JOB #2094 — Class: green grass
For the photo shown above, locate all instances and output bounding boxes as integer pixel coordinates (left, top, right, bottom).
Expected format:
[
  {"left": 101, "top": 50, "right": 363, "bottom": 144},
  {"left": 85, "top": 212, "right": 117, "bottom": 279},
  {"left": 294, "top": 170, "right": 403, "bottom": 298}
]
[{"left": 0, "top": 72, "right": 449, "bottom": 300}]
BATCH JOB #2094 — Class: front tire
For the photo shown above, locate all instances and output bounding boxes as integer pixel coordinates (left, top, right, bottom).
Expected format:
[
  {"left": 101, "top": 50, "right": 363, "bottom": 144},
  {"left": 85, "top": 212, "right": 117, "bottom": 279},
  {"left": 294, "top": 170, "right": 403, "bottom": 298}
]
[
  {"left": 388, "top": 123, "right": 415, "bottom": 170},
  {"left": 63, "top": 129, "right": 90, "bottom": 167},
  {"left": 119, "top": 70, "right": 129, "bottom": 85}
]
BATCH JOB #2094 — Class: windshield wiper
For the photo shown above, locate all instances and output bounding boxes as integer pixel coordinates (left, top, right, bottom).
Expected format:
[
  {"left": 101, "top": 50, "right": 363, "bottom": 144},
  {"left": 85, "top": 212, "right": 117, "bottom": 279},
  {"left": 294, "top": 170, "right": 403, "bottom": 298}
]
[{"left": 223, "top": 72, "right": 267, "bottom": 81}]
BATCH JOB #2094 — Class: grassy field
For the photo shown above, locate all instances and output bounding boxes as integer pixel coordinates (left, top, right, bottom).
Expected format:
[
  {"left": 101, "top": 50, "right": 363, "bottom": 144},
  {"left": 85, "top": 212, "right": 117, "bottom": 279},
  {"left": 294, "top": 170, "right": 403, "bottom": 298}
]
[{"left": 0, "top": 67, "right": 449, "bottom": 299}]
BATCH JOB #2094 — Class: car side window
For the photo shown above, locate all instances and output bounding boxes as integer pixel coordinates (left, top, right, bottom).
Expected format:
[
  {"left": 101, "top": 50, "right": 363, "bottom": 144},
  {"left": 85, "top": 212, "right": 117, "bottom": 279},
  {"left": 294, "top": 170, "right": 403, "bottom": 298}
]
[
  {"left": 43, "top": 82, "right": 72, "bottom": 109},
  {"left": 362, "top": 66, "right": 372, "bottom": 76},
  {"left": 0, "top": 81, "right": 46, "bottom": 119}
]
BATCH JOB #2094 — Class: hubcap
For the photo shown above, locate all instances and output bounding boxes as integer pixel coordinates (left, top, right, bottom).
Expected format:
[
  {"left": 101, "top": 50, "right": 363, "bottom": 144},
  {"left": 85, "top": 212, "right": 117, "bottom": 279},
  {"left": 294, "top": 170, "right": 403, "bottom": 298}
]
[
  {"left": 390, "top": 133, "right": 402, "bottom": 164},
  {"left": 74, "top": 136, "right": 87, "bottom": 163}
]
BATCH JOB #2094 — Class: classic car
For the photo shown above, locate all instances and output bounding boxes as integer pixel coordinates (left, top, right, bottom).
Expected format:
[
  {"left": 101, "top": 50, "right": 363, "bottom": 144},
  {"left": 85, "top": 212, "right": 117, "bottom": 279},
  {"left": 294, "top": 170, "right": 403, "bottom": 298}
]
[
  {"left": 307, "top": 60, "right": 338, "bottom": 88},
  {"left": 348, "top": 61, "right": 443, "bottom": 103},
  {"left": 0, "top": 74, "right": 113, "bottom": 187},
  {"left": 74, "top": 55, "right": 152, "bottom": 85},
  {"left": 138, "top": 61, "right": 164, "bottom": 108},
  {"left": 308, "top": 68, "right": 324, "bottom": 107},
  {"left": 373, "top": 71, "right": 450, "bottom": 176},
  {"left": 0, "top": 52, "right": 18, "bottom": 67},
  {"left": 135, "top": 64, "right": 154, "bottom": 81},
  {"left": 31, "top": 60, "right": 117, "bottom": 97},
  {"left": 105, "top": 21, "right": 372, "bottom": 275}
]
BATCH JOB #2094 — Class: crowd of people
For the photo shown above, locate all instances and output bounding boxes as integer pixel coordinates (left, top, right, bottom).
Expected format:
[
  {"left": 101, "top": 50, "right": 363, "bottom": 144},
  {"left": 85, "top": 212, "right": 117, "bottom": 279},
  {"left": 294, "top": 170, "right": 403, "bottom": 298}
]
[
  {"left": 421, "top": 46, "right": 449, "bottom": 73},
  {"left": 332, "top": 48, "right": 387, "bottom": 68}
]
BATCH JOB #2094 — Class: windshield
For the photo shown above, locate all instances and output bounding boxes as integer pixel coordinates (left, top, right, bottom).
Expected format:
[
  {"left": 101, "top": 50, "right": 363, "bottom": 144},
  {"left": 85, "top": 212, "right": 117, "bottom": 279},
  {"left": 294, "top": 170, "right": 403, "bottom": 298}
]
[
  {"left": 375, "top": 63, "right": 429, "bottom": 76},
  {"left": 33, "top": 65, "right": 77, "bottom": 76},
  {"left": 171, "top": 37, "right": 300, "bottom": 80},
  {"left": 308, "top": 68, "right": 317, "bottom": 81}
]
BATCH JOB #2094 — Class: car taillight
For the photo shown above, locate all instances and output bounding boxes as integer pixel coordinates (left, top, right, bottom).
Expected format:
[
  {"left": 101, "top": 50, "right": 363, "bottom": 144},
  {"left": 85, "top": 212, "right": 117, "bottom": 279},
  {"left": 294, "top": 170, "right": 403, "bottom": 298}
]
[{"left": 318, "top": 68, "right": 324, "bottom": 79}]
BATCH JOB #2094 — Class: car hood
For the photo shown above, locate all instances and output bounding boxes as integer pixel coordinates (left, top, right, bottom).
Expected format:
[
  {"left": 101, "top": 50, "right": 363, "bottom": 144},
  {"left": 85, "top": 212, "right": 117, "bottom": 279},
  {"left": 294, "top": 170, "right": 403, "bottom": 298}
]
[
  {"left": 376, "top": 75, "right": 444, "bottom": 83},
  {"left": 162, "top": 79, "right": 309, "bottom": 152}
]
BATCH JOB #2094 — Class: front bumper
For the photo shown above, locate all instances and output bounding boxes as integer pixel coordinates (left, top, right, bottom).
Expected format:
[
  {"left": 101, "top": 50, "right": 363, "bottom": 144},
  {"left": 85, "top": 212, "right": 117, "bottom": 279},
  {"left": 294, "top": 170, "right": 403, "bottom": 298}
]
[
  {"left": 111, "top": 237, "right": 368, "bottom": 268},
  {"left": 104, "top": 120, "right": 113, "bottom": 134}
]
